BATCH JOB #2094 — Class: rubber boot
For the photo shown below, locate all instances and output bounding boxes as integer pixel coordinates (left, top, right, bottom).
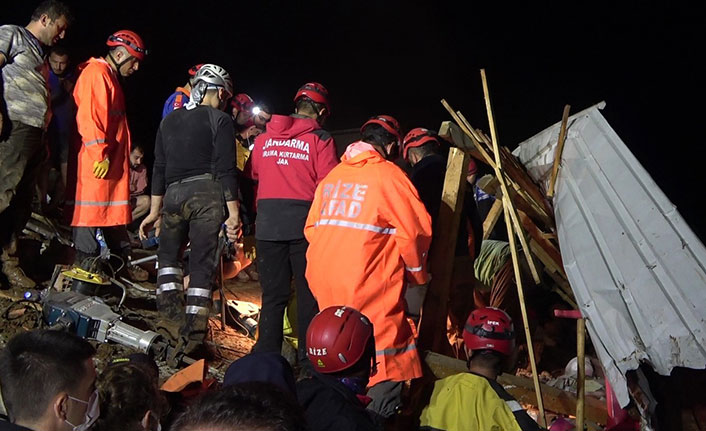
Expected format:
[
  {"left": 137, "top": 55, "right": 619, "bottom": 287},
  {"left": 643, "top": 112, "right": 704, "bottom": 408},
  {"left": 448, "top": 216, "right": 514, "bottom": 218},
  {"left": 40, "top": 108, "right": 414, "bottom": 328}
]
[
  {"left": 156, "top": 290, "right": 184, "bottom": 322},
  {"left": 114, "top": 253, "right": 148, "bottom": 282},
  {"left": 179, "top": 308, "right": 211, "bottom": 356}
]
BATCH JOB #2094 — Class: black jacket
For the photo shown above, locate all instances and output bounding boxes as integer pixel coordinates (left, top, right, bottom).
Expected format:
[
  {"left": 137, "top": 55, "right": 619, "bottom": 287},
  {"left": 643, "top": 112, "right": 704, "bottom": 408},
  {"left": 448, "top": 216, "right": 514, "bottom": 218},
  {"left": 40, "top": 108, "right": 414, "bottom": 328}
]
[
  {"left": 410, "top": 154, "right": 482, "bottom": 257},
  {"left": 0, "top": 421, "right": 33, "bottom": 431},
  {"left": 296, "top": 372, "right": 381, "bottom": 431}
]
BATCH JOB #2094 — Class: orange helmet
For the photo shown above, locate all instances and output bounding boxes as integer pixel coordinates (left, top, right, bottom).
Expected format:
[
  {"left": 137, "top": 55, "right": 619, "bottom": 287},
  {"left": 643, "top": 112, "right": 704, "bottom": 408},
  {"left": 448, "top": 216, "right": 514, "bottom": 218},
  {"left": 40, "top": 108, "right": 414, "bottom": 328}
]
[
  {"left": 306, "top": 306, "right": 375, "bottom": 374},
  {"left": 294, "top": 82, "right": 330, "bottom": 113},
  {"left": 106, "top": 30, "right": 147, "bottom": 60}
]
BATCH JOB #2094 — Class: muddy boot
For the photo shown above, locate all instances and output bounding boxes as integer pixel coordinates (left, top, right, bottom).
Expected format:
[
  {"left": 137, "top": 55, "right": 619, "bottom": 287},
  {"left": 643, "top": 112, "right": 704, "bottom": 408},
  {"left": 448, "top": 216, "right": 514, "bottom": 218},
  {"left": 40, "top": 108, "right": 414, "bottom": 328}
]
[
  {"left": 179, "top": 310, "right": 211, "bottom": 357},
  {"left": 155, "top": 317, "right": 183, "bottom": 346},
  {"left": 126, "top": 264, "right": 149, "bottom": 282},
  {"left": 156, "top": 289, "right": 184, "bottom": 321},
  {"left": 1, "top": 245, "right": 35, "bottom": 289}
]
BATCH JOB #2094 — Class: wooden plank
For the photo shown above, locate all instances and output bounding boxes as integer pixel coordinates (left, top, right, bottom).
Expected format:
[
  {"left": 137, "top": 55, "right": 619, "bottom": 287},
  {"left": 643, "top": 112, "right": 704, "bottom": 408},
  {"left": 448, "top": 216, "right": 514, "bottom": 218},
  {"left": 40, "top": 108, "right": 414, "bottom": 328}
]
[
  {"left": 470, "top": 128, "right": 542, "bottom": 284},
  {"left": 544, "top": 268, "right": 577, "bottom": 306},
  {"left": 437, "top": 121, "right": 486, "bottom": 163},
  {"left": 519, "top": 210, "right": 564, "bottom": 270},
  {"left": 483, "top": 199, "right": 504, "bottom": 240},
  {"left": 481, "top": 68, "right": 545, "bottom": 426},
  {"left": 577, "top": 317, "right": 587, "bottom": 431},
  {"left": 551, "top": 285, "right": 578, "bottom": 309},
  {"left": 500, "top": 146, "right": 555, "bottom": 222},
  {"left": 457, "top": 111, "right": 497, "bottom": 156},
  {"left": 529, "top": 239, "right": 562, "bottom": 277},
  {"left": 547, "top": 105, "right": 572, "bottom": 198},
  {"left": 424, "top": 351, "right": 608, "bottom": 425},
  {"left": 417, "top": 147, "right": 470, "bottom": 354},
  {"left": 440, "top": 100, "right": 497, "bottom": 170},
  {"left": 477, "top": 130, "right": 554, "bottom": 222},
  {"left": 442, "top": 102, "right": 553, "bottom": 231}
]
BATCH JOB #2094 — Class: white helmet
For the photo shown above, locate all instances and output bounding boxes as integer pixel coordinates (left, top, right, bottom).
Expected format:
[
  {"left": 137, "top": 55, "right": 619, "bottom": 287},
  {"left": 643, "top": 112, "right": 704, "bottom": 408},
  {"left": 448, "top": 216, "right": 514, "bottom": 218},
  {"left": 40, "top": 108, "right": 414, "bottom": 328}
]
[
  {"left": 564, "top": 356, "right": 594, "bottom": 378},
  {"left": 193, "top": 63, "right": 233, "bottom": 97}
]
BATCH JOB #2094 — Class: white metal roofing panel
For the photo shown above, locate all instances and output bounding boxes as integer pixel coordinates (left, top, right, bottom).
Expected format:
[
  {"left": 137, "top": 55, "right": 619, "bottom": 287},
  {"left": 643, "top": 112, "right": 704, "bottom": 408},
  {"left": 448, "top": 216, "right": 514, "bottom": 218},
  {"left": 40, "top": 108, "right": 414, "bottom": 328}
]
[{"left": 513, "top": 102, "right": 706, "bottom": 407}]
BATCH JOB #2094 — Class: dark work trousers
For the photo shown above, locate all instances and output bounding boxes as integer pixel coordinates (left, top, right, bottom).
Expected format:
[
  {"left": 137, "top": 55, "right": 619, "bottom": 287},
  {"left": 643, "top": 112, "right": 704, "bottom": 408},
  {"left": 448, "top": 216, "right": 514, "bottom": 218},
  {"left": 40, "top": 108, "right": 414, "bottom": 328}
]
[
  {"left": 253, "top": 238, "right": 319, "bottom": 363},
  {"left": 73, "top": 226, "right": 130, "bottom": 265},
  {"left": 156, "top": 178, "right": 224, "bottom": 345},
  {"left": 0, "top": 121, "right": 45, "bottom": 254}
]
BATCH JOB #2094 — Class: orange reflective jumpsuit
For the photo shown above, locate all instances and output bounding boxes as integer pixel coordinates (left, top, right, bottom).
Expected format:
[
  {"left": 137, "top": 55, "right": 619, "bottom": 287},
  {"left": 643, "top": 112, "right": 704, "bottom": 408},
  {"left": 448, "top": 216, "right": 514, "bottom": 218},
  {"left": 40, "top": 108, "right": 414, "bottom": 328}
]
[
  {"left": 66, "top": 57, "right": 131, "bottom": 227},
  {"left": 304, "top": 142, "right": 432, "bottom": 386}
]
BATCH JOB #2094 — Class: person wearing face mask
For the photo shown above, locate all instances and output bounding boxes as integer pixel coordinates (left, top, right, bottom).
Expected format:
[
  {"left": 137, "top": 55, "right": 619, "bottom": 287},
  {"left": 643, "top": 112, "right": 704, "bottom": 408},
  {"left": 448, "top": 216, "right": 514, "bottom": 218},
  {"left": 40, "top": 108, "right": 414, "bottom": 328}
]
[
  {"left": 94, "top": 360, "right": 167, "bottom": 431},
  {"left": 139, "top": 64, "right": 240, "bottom": 362},
  {"left": 64, "top": 29, "right": 149, "bottom": 283},
  {"left": 0, "top": 0, "right": 72, "bottom": 290},
  {"left": 246, "top": 82, "right": 338, "bottom": 364},
  {"left": 303, "top": 116, "right": 432, "bottom": 421},
  {"left": 0, "top": 329, "right": 98, "bottom": 431}
]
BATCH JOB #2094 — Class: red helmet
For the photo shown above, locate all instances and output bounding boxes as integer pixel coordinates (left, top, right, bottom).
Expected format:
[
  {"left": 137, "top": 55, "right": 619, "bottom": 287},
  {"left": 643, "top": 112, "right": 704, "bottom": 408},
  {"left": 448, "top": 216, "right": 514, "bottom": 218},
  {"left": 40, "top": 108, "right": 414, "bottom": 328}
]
[
  {"left": 361, "top": 115, "right": 402, "bottom": 148},
  {"left": 231, "top": 93, "right": 255, "bottom": 111},
  {"left": 294, "top": 82, "right": 330, "bottom": 113},
  {"left": 402, "top": 127, "right": 440, "bottom": 160},
  {"left": 188, "top": 64, "right": 204, "bottom": 76},
  {"left": 106, "top": 30, "right": 147, "bottom": 61},
  {"left": 306, "top": 306, "right": 374, "bottom": 374},
  {"left": 462, "top": 307, "right": 515, "bottom": 356}
]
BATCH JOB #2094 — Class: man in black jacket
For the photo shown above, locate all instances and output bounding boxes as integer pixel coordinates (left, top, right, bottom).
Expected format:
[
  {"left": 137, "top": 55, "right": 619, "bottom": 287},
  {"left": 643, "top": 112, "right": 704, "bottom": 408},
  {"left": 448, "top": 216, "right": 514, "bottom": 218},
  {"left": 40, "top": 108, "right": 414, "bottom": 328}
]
[
  {"left": 297, "top": 306, "right": 381, "bottom": 431},
  {"left": 139, "top": 64, "right": 240, "bottom": 361},
  {"left": 0, "top": 330, "right": 97, "bottom": 431},
  {"left": 402, "top": 128, "right": 483, "bottom": 259}
]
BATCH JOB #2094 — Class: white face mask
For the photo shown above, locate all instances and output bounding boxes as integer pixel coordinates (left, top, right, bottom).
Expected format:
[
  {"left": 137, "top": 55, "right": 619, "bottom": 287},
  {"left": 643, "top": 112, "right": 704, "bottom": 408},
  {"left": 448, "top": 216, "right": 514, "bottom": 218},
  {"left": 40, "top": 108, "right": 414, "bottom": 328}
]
[{"left": 65, "top": 389, "right": 100, "bottom": 431}]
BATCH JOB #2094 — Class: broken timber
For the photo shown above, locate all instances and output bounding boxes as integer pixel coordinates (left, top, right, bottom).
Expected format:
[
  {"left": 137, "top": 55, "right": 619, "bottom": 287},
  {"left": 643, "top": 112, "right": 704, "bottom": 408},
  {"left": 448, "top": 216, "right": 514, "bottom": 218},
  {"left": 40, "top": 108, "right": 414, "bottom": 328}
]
[
  {"left": 440, "top": 103, "right": 576, "bottom": 305},
  {"left": 483, "top": 199, "right": 504, "bottom": 239},
  {"left": 547, "top": 105, "right": 571, "bottom": 198},
  {"left": 481, "top": 68, "right": 546, "bottom": 425},
  {"left": 441, "top": 100, "right": 542, "bottom": 285},
  {"left": 417, "top": 147, "right": 470, "bottom": 354}
]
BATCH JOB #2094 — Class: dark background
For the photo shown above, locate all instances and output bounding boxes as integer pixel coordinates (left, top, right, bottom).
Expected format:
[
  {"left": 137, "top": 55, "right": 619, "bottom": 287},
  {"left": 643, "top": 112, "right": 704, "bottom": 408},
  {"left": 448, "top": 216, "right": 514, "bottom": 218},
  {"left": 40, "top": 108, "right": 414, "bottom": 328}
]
[{"left": 4, "top": 1, "right": 705, "bottom": 239}]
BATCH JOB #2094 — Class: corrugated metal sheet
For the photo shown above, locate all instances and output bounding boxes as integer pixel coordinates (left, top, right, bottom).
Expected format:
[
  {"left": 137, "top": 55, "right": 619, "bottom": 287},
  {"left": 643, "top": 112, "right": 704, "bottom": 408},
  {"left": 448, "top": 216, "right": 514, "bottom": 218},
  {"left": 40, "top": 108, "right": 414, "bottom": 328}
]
[{"left": 513, "top": 102, "right": 706, "bottom": 407}]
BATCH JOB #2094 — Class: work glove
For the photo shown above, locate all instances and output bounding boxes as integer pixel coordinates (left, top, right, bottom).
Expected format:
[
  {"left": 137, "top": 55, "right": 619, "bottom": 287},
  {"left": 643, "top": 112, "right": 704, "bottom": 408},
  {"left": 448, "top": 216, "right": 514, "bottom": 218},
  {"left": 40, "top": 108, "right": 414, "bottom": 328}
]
[
  {"left": 405, "top": 282, "right": 429, "bottom": 322},
  {"left": 93, "top": 158, "right": 110, "bottom": 179}
]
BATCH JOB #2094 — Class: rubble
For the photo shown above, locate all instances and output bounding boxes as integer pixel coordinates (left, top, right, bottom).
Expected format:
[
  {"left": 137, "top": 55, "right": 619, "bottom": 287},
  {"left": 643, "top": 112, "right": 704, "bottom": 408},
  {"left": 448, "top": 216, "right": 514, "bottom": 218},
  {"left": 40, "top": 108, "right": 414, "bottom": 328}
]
[{"left": 0, "top": 221, "right": 261, "bottom": 385}]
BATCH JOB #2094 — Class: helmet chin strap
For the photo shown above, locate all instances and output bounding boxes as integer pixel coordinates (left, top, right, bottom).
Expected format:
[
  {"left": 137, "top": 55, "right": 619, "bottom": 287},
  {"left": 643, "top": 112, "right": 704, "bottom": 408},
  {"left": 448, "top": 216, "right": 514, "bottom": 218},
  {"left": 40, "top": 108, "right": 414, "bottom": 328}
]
[{"left": 107, "top": 51, "right": 133, "bottom": 75}]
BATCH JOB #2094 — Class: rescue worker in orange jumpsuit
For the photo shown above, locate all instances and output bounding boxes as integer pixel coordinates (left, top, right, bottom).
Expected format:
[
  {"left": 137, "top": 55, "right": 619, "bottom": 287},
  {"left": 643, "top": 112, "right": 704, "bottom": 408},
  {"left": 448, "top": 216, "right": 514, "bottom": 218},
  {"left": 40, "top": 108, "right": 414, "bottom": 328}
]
[
  {"left": 304, "top": 115, "right": 432, "bottom": 420},
  {"left": 66, "top": 30, "right": 148, "bottom": 281}
]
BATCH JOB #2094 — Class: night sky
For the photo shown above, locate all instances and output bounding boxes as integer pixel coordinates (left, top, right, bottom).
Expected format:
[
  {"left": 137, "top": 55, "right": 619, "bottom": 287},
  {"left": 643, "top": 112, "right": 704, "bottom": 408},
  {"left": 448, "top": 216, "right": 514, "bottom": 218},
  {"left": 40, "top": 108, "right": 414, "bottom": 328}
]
[{"left": 5, "top": 1, "right": 705, "bottom": 239}]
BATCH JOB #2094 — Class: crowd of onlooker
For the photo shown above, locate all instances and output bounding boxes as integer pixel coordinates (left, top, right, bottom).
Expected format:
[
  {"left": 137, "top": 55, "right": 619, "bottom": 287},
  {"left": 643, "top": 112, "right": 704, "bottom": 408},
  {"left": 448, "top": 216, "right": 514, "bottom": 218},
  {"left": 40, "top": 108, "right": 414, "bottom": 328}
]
[{"left": 0, "top": 304, "right": 548, "bottom": 431}]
